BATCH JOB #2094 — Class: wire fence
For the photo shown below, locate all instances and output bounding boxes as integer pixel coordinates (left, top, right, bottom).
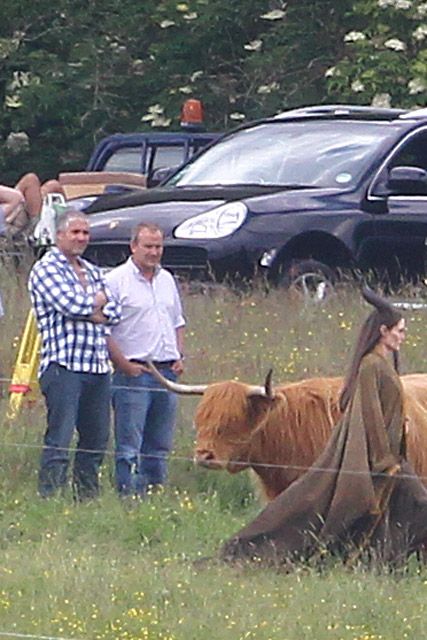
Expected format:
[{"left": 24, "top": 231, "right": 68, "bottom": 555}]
[
  {"left": 1, "top": 368, "right": 427, "bottom": 640},
  {"left": 0, "top": 375, "right": 426, "bottom": 483},
  {"left": 0, "top": 632, "right": 83, "bottom": 640}
]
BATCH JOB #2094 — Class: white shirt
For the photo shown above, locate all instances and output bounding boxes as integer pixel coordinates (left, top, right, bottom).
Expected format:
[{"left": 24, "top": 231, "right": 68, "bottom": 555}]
[{"left": 105, "top": 258, "right": 185, "bottom": 361}]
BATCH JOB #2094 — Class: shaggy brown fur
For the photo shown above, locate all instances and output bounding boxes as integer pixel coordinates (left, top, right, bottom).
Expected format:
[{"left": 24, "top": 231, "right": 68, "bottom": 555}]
[{"left": 194, "top": 374, "right": 427, "bottom": 501}]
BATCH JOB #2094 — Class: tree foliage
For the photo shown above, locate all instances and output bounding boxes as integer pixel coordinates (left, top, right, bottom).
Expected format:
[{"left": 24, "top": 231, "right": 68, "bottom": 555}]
[{"left": 0, "top": 0, "right": 425, "bottom": 183}]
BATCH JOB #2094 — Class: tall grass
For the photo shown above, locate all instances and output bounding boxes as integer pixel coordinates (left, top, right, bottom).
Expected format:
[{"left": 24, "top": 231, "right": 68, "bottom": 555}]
[{"left": 1, "top": 261, "right": 427, "bottom": 639}]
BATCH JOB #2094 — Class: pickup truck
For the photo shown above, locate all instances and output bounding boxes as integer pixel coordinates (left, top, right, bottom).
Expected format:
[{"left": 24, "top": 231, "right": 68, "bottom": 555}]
[
  {"left": 86, "top": 131, "right": 219, "bottom": 185},
  {"left": 56, "top": 130, "right": 219, "bottom": 200}
]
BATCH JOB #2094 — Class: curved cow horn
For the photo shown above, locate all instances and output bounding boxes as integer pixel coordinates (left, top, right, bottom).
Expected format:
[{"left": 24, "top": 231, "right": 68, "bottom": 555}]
[
  {"left": 247, "top": 368, "right": 275, "bottom": 399},
  {"left": 146, "top": 360, "right": 208, "bottom": 395},
  {"left": 264, "top": 368, "right": 274, "bottom": 398}
]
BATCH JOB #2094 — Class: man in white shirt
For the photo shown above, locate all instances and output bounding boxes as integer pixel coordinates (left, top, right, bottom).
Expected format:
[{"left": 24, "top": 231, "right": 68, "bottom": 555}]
[{"left": 105, "top": 222, "right": 185, "bottom": 497}]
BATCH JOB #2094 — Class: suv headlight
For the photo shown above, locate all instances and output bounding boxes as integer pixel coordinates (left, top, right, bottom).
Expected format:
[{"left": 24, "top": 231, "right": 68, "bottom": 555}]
[{"left": 174, "top": 202, "right": 247, "bottom": 239}]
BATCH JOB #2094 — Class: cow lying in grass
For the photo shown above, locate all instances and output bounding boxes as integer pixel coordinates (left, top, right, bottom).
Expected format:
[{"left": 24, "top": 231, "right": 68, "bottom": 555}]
[{"left": 147, "top": 363, "right": 427, "bottom": 501}]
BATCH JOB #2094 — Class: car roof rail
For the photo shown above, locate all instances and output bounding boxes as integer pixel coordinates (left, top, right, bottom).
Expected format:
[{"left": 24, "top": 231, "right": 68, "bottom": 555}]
[
  {"left": 273, "top": 104, "right": 407, "bottom": 121},
  {"left": 399, "top": 107, "right": 427, "bottom": 120}
]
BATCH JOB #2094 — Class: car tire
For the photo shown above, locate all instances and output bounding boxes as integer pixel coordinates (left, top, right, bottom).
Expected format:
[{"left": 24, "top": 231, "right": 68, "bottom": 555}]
[{"left": 277, "top": 259, "right": 336, "bottom": 302}]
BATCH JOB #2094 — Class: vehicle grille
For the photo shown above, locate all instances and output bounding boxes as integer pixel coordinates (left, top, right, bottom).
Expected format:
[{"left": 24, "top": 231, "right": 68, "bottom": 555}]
[
  {"left": 84, "top": 244, "right": 130, "bottom": 268},
  {"left": 162, "top": 246, "right": 207, "bottom": 269},
  {"left": 84, "top": 243, "right": 208, "bottom": 273}
]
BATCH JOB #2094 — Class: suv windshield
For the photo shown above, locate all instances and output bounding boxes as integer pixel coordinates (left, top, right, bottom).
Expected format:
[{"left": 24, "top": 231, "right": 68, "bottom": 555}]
[{"left": 168, "top": 120, "right": 399, "bottom": 189}]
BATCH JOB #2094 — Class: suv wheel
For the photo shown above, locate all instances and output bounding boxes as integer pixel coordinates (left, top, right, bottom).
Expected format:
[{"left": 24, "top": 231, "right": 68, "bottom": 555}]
[{"left": 277, "top": 259, "right": 336, "bottom": 301}]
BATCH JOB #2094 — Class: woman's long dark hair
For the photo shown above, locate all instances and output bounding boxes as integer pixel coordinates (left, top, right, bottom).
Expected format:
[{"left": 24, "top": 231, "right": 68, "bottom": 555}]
[{"left": 339, "top": 288, "right": 403, "bottom": 412}]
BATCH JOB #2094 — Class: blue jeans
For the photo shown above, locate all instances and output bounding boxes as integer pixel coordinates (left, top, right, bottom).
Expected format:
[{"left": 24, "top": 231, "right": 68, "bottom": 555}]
[
  {"left": 112, "top": 367, "right": 178, "bottom": 496},
  {"left": 39, "top": 363, "right": 111, "bottom": 499}
]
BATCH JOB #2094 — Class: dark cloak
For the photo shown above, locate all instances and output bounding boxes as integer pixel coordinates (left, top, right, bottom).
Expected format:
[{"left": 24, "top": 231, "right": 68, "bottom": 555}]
[{"left": 221, "top": 351, "right": 427, "bottom": 565}]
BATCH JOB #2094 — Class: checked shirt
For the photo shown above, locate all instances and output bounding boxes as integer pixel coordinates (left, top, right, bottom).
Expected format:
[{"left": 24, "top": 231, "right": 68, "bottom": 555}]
[{"left": 28, "top": 247, "right": 121, "bottom": 376}]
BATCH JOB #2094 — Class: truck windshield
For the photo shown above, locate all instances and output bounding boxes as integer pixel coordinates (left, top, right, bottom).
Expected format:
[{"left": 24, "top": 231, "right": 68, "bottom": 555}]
[{"left": 167, "top": 120, "right": 399, "bottom": 189}]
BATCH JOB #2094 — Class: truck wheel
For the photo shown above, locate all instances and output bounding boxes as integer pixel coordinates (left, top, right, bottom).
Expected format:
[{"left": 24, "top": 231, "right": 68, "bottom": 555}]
[{"left": 277, "top": 259, "right": 336, "bottom": 301}]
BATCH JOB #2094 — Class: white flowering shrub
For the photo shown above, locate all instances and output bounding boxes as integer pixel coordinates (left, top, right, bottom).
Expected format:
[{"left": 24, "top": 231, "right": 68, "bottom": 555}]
[{"left": 326, "top": 0, "right": 427, "bottom": 107}]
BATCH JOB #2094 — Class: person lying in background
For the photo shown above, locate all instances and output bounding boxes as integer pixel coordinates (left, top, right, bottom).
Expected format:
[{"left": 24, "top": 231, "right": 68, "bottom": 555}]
[{"left": 0, "top": 172, "right": 65, "bottom": 237}]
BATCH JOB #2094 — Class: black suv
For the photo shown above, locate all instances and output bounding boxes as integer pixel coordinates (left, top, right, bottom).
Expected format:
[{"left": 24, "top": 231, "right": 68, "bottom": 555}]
[{"left": 84, "top": 105, "right": 427, "bottom": 292}]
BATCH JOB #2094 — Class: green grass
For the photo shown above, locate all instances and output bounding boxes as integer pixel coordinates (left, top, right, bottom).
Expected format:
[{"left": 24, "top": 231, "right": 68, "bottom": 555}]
[{"left": 1, "top": 262, "right": 427, "bottom": 639}]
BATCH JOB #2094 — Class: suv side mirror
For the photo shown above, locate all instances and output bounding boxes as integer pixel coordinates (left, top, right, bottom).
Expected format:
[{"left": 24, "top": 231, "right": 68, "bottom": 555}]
[
  {"left": 147, "top": 166, "right": 175, "bottom": 188},
  {"left": 387, "top": 166, "right": 427, "bottom": 194}
]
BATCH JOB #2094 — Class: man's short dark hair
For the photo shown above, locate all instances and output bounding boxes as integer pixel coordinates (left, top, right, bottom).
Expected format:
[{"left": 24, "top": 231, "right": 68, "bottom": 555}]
[{"left": 131, "top": 222, "right": 164, "bottom": 245}]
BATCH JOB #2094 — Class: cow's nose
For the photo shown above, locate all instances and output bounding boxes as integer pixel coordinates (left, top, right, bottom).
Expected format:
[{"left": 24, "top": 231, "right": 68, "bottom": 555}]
[
  {"left": 194, "top": 449, "right": 215, "bottom": 466},
  {"left": 194, "top": 449, "right": 221, "bottom": 469}
]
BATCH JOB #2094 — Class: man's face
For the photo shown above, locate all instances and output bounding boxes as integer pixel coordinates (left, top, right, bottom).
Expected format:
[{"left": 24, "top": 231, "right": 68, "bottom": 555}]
[
  {"left": 131, "top": 229, "right": 163, "bottom": 271},
  {"left": 56, "top": 218, "right": 90, "bottom": 257}
]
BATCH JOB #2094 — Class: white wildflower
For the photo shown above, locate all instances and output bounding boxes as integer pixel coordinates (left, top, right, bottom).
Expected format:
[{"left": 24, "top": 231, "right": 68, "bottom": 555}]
[
  {"left": 148, "top": 104, "right": 164, "bottom": 114},
  {"left": 344, "top": 31, "right": 366, "bottom": 43},
  {"left": 324, "top": 66, "right": 338, "bottom": 78},
  {"left": 384, "top": 37, "right": 406, "bottom": 50},
  {"left": 183, "top": 12, "right": 198, "bottom": 20},
  {"left": 379, "top": 0, "right": 411, "bottom": 7},
  {"left": 408, "top": 78, "right": 426, "bottom": 94},
  {"left": 413, "top": 24, "right": 427, "bottom": 40},
  {"left": 6, "top": 131, "right": 29, "bottom": 153},
  {"left": 176, "top": 3, "right": 189, "bottom": 11},
  {"left": 5, "top": 94, "right": 22, "bottom": 108},
  {"left": 141, "top": 104, "right": 165, "bottom": 121},
  {"left": 132, "top": 59, "right": 145, "bottom": 75},
  {"left": 178, "top": 85, "right": 192, "bottom": 94},
  {"left": 260, "top": 9, "right": 286, "bottom": 20},
  {"left": 9, "top": 70, "right": 33, "bottom": 90},
  {"left": 351, "top": 80, "right": 365, "bottom": 93},
  {"left": 190, "top": 70, "right": 203, "bottom": 82},
  {"left": 244, "top": 39, "right": 263, "bottom": 52},
  {"left": 159, "top": 20, "right": 176, "bottom": 28},
  {"left": 371, "top": 93, "right": 391, "bottom": 108},
  {"left": 150, "top": 116, "right": 171, "bottom": 127},
  {"left": 417, "top": 3, "right": 427, "bottom": 17},
  {"left": 229, "top": 112, "right": 246, "bottom": 121},
  {"left": 257, "top": 82, "right": 280, "bottom": 94}
]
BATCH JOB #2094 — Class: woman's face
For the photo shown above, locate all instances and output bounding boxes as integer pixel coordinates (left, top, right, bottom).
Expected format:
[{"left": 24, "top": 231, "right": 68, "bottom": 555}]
[{"left": 379, "top": 318, "right": 406, "bottom": 352}]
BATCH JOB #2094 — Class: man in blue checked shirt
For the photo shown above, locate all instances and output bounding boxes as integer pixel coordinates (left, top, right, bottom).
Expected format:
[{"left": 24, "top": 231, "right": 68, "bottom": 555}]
[{"left": 28, "top": 209, "right": 121, "bottom": 500}]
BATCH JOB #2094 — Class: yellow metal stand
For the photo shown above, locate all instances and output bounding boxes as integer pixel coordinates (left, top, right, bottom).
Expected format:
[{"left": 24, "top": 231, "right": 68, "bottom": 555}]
[{"left": 8, "top": 310, "right": 40, "bottom": 419}]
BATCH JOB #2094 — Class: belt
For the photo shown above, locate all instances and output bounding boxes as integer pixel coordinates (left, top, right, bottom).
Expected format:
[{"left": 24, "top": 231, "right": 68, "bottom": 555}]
[{"left": 130, "top": 359, "right": 175, "bottom": 368}]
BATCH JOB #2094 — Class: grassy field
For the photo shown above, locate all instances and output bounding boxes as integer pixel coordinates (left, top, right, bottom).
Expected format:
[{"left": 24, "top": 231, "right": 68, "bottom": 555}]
[{"left": 1, "top": 257, "right": 427, "bottom": 640}]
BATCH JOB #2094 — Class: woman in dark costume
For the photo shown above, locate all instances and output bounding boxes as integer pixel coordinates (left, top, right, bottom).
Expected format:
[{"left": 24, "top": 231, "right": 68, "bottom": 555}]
[{"left": 222, "top": 288, "right": 427, "bottom": 566}]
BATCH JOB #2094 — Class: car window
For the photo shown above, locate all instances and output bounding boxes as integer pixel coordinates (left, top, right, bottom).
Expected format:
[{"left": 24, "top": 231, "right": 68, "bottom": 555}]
[
  {"left": 150, "top": 145, "right": 187, "bottom": 171},
  {"left": 103, "top": 146, "right": 143, "bottom": 173},
  {"left": 168, "top": 121, "right": 399, "bottom": 189},
  {"left": 390, "top": 131, "right": 427, "bottom": 171},
  {"left": 371, "top": 129, "right": 427, "bottom": 196}
]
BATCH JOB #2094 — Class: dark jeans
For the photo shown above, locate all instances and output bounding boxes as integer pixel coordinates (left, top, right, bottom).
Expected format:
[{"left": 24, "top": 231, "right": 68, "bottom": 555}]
[
  {"left": 112, "top": 368, "right": 178, "bottom": 496},
  {"left": 39, "top": 363, "right": 111, "bottom": 499}
]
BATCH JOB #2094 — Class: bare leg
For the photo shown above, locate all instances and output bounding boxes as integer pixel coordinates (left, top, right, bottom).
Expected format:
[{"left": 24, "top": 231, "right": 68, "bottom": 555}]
[
  {"left": 15, "top": 173, "right": 42, "bottom": 219},
  {"left": 41, "top": 179, "right": 66, "bottom": 199},
  {"left": 0, "top": 185, "right": 24, "bottom": 218}
]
